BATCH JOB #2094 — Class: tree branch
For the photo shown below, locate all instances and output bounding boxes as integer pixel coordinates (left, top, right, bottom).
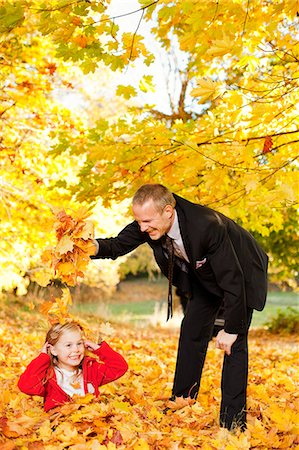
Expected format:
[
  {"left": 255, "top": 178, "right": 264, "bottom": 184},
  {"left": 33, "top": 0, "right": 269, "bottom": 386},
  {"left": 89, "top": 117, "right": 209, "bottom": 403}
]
[
  {"left": 87, "top": 1, "right": 159, "bottom": 27},
  {"left": 242, "top": 0, "right": 250, "bottom": 35},
  {"left": 128, "top": 5, "right": 145, "bottom": 62}
]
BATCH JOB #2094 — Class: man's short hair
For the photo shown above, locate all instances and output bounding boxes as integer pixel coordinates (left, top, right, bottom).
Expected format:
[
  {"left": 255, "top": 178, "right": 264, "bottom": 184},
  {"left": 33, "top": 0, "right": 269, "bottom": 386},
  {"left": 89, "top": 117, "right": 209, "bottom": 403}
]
[{"left": 133, "top": 184, "right": 176, "bottom": 213}]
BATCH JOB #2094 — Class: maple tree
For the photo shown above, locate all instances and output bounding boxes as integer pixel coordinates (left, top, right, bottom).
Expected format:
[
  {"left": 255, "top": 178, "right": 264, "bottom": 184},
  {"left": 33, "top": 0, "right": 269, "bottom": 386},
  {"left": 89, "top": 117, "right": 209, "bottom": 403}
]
[
  {"left": 1, "top": 3, "right": 298, "bottom": 446},
  {"left": 0, "top": 2, "right": 130, "bottom": 293}
]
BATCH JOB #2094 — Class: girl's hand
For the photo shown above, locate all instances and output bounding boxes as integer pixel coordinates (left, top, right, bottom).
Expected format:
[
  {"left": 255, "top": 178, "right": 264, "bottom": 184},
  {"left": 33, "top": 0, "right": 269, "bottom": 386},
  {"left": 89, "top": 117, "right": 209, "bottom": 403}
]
[
  {"left": 84, "top": 340, "right": 100, "bottom": 351},
  {"left": 41, "top": 342, "right": 50, "bottom": 354}
]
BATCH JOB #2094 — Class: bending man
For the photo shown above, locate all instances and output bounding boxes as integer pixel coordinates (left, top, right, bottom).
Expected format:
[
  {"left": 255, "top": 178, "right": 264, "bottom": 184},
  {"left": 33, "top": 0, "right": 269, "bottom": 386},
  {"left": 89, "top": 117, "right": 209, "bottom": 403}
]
[{"left": 91, "top": 184, "right": 268, "bottom": 430}]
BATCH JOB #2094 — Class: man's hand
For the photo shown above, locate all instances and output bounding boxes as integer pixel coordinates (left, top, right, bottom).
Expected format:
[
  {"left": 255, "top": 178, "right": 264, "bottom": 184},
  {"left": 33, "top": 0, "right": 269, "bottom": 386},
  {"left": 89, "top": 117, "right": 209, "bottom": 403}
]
[
  {"left": 92, "top": 239, "right": 99, "bottom": 255},
  {"left": 215, "top": 330, "right": 238, "bottom": 356}
]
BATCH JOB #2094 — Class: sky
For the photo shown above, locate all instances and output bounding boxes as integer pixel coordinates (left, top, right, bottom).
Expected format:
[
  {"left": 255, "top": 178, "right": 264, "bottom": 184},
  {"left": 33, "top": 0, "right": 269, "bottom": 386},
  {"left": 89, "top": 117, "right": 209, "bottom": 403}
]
[
  {"left": 59, "top": 1, "right": 188, "bottom": 116},
  {"left": 107, "top": 0, "right": 173, "bottom": 113}
]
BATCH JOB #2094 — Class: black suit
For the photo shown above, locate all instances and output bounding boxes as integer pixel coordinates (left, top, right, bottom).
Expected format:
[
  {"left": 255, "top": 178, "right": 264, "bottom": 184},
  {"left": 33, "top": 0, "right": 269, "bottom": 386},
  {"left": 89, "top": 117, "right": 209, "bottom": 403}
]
[{"left": 92, "top": 194, "right": 268, "bottom": 429}]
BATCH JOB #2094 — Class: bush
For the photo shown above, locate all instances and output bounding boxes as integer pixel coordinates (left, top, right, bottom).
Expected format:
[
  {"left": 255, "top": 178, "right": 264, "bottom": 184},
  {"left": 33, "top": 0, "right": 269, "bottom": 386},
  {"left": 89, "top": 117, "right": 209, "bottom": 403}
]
[{"left": 266, "top": 307, "right": 299, "bottom": 334}]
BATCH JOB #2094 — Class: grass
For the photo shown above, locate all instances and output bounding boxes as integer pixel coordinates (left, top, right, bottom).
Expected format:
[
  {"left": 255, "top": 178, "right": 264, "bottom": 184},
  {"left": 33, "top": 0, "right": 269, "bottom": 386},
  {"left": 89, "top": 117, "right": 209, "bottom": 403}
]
[
  {"left": 252, "top": 291, "right": 298, "bottom": 327},
  {"left": 71, "top": 279, "right": 298, "bottom": 328}
]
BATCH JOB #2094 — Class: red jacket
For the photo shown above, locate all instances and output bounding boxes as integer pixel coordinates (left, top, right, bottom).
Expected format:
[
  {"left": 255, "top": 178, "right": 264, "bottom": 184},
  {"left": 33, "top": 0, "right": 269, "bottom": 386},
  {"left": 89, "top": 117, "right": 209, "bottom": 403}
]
[{"left": 18, "top": 342, "right": 128, "bottom": 411}]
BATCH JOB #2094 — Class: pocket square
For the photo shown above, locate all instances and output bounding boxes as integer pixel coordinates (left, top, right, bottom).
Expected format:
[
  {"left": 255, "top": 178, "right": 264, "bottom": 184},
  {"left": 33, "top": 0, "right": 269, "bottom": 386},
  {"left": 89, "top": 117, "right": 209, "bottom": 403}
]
[{"left": 196, "top": 258, "right": 207, "bottom": 269}]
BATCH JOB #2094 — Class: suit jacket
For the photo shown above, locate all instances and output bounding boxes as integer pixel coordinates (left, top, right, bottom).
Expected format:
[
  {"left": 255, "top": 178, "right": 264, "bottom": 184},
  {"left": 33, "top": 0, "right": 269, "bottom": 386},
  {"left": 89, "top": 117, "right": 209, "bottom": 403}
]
[{"left": 92, "top": 194, "right": 268, "bottom": 334}]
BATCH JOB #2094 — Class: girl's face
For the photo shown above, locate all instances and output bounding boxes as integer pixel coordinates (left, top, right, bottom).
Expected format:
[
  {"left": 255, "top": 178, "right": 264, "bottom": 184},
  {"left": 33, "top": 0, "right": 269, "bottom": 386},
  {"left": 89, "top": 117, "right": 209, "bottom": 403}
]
[{"left": 50, "top": 329, "right": 85, "bottom": 371}]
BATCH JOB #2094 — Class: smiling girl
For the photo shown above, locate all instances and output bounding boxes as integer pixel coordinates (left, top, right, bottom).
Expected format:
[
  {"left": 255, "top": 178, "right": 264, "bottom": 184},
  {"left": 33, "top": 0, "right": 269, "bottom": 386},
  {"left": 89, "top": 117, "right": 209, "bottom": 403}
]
[{"left": 18, "top": 321, "right": 128, "bottom": 411}]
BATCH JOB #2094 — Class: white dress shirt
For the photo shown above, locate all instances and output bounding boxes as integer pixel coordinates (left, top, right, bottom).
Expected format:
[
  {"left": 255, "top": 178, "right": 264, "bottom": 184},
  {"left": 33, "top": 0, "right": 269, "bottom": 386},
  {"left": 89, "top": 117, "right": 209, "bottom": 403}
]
[
  {"left": 167, "top": 210, "right": 190, "bottom": 263},
  {"left": 54, "top": 367, "right": 95, "bottom": 397}
]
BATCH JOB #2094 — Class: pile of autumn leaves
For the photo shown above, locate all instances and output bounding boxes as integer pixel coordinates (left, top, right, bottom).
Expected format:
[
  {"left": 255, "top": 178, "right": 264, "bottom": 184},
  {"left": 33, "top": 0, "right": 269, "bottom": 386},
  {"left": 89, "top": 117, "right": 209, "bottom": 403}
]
[
  {"left": 0, "top": 306, "right": 298, "bottom": 450},
  {"left": 0, "top": 208, "right": 298, "bottom": 449}
]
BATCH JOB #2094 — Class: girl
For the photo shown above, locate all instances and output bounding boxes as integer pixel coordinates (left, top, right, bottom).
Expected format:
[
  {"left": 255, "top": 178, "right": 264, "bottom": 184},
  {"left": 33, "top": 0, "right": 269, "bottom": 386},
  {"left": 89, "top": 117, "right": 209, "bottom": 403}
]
[{"left": 18, "top": 321, "right": 128, "bottom": 411}]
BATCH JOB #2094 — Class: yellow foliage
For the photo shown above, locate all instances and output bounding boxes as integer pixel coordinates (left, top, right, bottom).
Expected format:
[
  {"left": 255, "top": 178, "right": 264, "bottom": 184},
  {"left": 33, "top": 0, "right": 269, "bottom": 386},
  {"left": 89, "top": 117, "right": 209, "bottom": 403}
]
[
  {"left": 0, "top": 0, "right": 298, "bottom": 295},
  {"left": 206, "top": 37, "right": 235, "bottom": 57},
  {"left": 0, "top": 299, "right": 298, "bottom": 449},
  {"left": 191, "top": 78, "right": 226, "bottom": 103},
  {"left": 39, "top": 208, "right": 96, "bottom": 286}
]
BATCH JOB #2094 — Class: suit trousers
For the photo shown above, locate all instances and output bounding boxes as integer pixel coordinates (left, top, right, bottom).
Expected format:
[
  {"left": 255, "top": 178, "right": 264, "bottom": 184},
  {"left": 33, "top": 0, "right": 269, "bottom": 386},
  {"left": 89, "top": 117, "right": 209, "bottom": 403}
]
[{"left": 172, "top": 277, "right": 253, "bottom": 430}]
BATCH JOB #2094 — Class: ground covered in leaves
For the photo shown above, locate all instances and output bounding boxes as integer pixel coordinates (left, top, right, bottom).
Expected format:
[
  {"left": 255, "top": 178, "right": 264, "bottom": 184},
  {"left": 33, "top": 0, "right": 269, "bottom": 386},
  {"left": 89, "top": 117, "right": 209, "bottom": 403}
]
[{"left": 0, "top": 298, "right": 298, "bottom": 450}]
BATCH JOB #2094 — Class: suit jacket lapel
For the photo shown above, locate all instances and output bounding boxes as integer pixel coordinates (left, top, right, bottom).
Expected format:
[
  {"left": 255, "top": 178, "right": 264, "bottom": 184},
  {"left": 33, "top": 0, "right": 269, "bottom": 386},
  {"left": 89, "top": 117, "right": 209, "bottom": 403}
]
[{"left": 175, "top": 203, "right": 193, "bottom": 264}]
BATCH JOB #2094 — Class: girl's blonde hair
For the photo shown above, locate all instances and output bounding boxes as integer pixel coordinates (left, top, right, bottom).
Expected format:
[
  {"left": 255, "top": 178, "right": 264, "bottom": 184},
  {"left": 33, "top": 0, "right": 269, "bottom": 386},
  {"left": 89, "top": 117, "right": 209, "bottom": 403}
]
[{"left": 44, "top": 321, "right": 84, "bottom": 380}]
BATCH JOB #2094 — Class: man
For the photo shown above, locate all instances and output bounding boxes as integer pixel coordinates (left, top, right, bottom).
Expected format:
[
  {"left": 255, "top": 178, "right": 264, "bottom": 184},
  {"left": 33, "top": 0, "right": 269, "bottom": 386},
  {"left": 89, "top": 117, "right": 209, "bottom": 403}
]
[{"left": 91, "top": 184, "right": 268, "bottom": 430}]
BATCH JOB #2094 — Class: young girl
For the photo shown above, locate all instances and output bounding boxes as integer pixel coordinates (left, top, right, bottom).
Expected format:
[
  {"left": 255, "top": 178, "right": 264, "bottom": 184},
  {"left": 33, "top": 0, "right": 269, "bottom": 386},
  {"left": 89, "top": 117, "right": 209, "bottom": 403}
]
[{"left": 18, "top": 321, "right": 128, "bottom": 411}]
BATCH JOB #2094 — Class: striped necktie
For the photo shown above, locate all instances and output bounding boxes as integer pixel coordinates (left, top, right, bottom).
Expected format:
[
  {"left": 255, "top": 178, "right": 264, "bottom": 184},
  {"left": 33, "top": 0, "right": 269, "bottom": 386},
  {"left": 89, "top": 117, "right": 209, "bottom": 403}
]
[{"left": 165, "top": 235, "right": 174, "bottom": 321}]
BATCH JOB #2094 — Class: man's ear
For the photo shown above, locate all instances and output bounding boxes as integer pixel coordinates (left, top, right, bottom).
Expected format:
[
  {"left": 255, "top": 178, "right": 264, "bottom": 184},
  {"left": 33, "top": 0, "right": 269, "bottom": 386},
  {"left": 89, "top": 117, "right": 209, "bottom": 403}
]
[
  {"left": 164, "top": 204, "right": 174, "bottom": 219},
  {"left": 49, "top": 345, "right": 57, "bottom": 356}
]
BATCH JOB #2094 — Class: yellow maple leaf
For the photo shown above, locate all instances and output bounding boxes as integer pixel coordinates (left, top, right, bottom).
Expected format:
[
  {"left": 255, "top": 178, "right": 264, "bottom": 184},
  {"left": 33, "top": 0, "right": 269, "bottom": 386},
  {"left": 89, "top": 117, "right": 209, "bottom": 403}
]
[
  {"left": 41, "top": 248, "right": 54, "bottom": 264},
  {"left": 111, "top": 400, "right": 131, "bottom": 412},
  {"left": 165, "top": 396, "right": 195, "bottom": 411},
  {"left": 133, "top": 439, "right": 150, "bottom": 450},
  {"left": 72, "top": 205, "right": 93, "bottom": 221},
  {"left": 53, "top": 421, "right": 78, "bottom": 442},
  {"left": 60, "top": 273, "right": 78, "bottom": 286},
  {"left": 0, "top": 416, "right": 34, "bottom": 438},
  {"left": 61, "top": 287, "right": 72, "bottom": 305},
  {"left": 75, "top": 256, "right": 89, "bottom": 272},
  {"left": 30, "top": 267, "right": 53, "bottom": 287},
  {"left": 207, "top": 37, "right": 234, "bottom": 57},
  {"left": 73, "top": 393, "right": 94, "bottom": 405},
  {"left": 72, "top": 220, "right": 94, "bottom": 240},
  {"left": 99, "top": 322, "right": 116, "bottom": 337},
  {"left": 267, "top": 403, "right": 299, "bottom": 433},
  {"left": 75, "top": 239, "right": 97, "bottom": 255},
  {"left": 40, "top": 288, "right": 73, "bottom": 322},
  {"left": 191, "top": 78, "right": 225, "bottom": 103},
  {"left": 116, "top": 84, "right": 137, "bottom": 99},
  {"left": 55, "top": 235, "right": 74, "bottom": 255},
  {"left": 55, "top": 261, "right": 75, "bottom": 276},
  {"left": 38, "top": 419, "right": 52, "bottom": 441}
]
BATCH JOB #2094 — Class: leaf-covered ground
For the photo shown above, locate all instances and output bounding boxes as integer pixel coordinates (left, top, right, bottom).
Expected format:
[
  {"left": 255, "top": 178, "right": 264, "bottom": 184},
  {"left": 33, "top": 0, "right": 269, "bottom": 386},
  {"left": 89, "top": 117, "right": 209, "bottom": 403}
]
[{"left": 0, "top": 299, "right": 298, "bottom": 450}]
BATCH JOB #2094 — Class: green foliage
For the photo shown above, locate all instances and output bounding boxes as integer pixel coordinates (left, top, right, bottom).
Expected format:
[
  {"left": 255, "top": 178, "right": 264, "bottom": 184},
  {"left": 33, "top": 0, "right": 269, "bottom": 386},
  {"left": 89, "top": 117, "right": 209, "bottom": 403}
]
[
  {"left": 0, "top": 2, "right": 24, "bottom": 31},
  {"left": 266, "top": 307, "right": 299, "bottom": 335},
  {"left": 118, "top": 244, "right": 160, "bottom": 281},
  {"left": 252, "top": 207, "right": 299, "bottom": 290}
]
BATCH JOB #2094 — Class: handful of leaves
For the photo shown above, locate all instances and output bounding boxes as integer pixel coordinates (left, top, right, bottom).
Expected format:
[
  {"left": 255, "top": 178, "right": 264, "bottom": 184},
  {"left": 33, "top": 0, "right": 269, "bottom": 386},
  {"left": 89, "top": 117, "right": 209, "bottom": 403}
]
[{"left": 41, "top": 206, "right": 96, "bottom": 286}]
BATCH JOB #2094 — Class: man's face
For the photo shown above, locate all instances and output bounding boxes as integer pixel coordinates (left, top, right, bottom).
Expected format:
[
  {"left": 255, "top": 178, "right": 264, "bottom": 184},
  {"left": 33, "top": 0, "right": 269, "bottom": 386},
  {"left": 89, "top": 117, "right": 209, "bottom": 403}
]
[{"left": 132, "top": 199, "right": 174, "bottom": 240}]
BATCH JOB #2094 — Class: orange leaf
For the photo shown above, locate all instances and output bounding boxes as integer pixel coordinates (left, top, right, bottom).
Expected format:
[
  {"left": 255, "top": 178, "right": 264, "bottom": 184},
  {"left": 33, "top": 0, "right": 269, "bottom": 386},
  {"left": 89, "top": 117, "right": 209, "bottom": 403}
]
[
  {"left": 0, "top": 417, "right": 30, "bottom": 438},
  {"left": 39, "top": 300, "right": 55, "bottom": 316},
  {"left": 165, "top": 396, "right": 195, "bottom": 411},
  {"left": 262, "top": 136, "right": 273, "bottom": 154},
  {"left": 71, "top": 16, "right": 82, "bottom": 26},
  {"left": 74, "top": 35, "right": 88, "bottom": 48},
  {"left": 74, "top": 239, "right": 96, "bottom": 255},
  {"left": 55, "top": 261, "right": 75, "bottom": 275}
]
